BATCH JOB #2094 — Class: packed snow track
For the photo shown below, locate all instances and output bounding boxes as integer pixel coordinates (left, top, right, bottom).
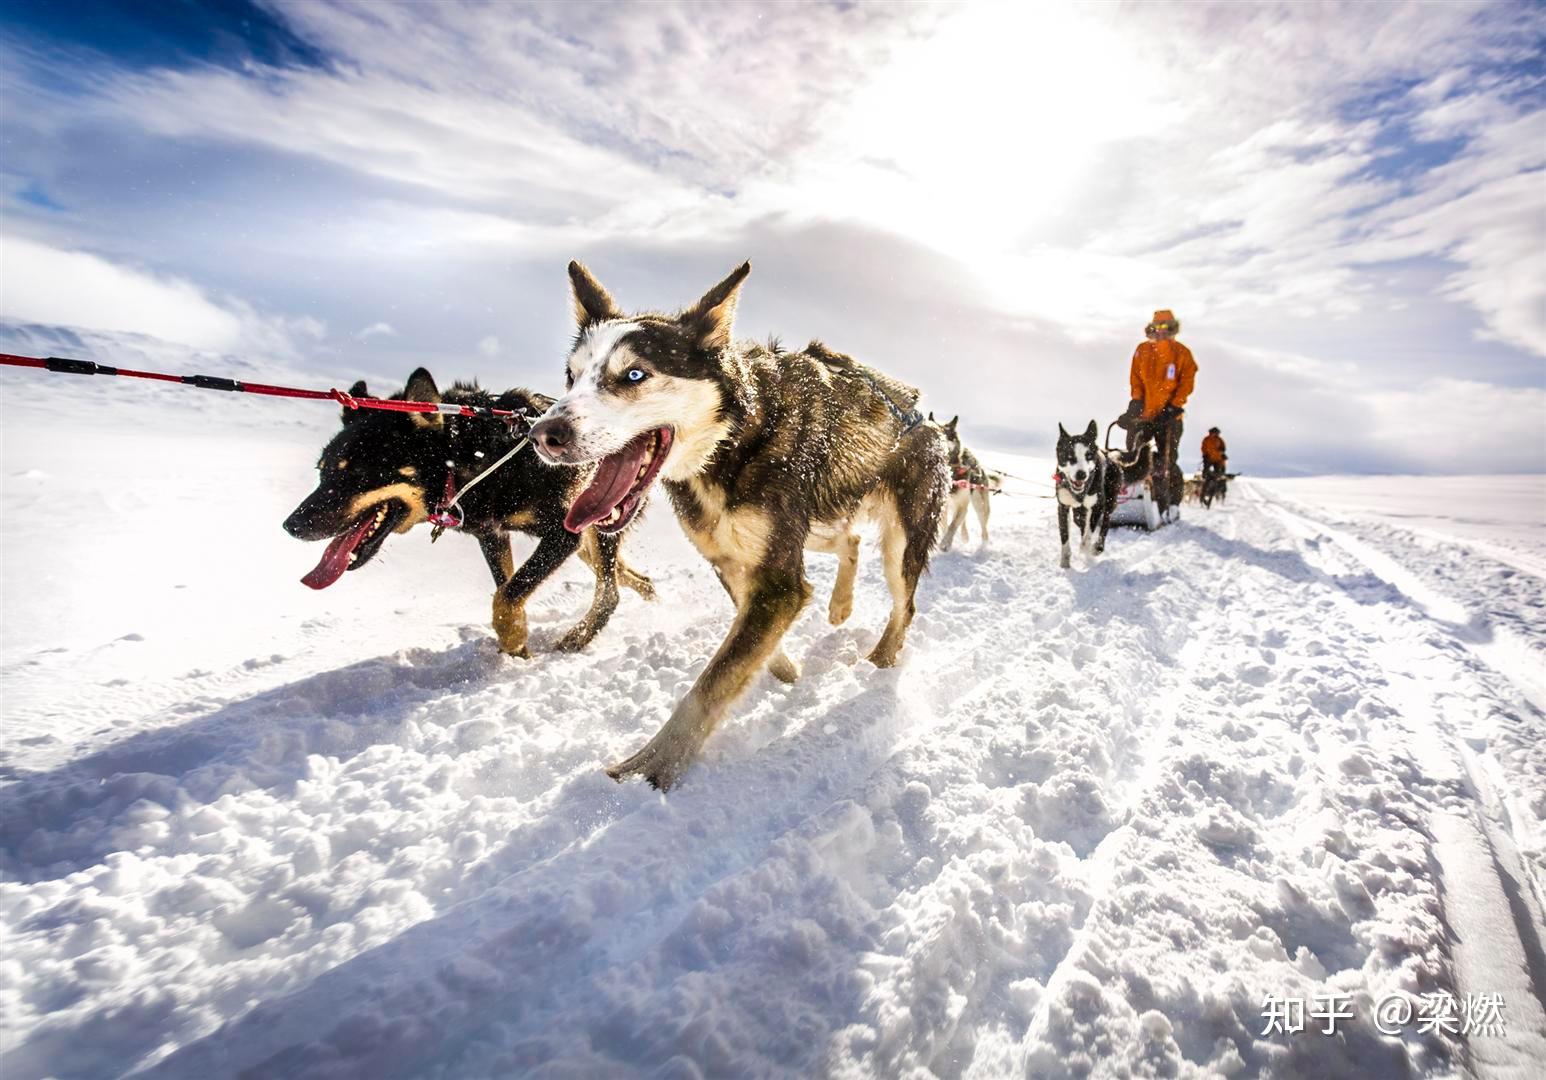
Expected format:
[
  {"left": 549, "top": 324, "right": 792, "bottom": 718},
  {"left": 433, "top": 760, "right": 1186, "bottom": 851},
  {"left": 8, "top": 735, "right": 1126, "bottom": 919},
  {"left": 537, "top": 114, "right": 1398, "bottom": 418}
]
[{"left": 1, "top": 402, "right": 1543, "bottom": 1079}]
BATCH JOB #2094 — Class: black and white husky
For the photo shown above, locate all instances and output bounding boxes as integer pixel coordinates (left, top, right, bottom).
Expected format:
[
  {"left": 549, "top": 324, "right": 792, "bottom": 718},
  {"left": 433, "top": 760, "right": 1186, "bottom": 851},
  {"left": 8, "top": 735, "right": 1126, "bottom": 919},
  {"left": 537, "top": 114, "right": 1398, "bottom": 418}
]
[{"left": 1055, "top": 420, "right": 1151, "bottom": 568}]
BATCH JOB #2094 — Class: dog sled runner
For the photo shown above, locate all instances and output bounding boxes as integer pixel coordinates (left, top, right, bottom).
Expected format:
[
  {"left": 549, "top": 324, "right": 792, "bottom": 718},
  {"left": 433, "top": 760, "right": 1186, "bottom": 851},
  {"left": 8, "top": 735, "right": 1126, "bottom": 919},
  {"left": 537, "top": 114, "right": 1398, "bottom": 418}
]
[{"left": 1103, "top": 420, "right": 1179, "bottom": 531}]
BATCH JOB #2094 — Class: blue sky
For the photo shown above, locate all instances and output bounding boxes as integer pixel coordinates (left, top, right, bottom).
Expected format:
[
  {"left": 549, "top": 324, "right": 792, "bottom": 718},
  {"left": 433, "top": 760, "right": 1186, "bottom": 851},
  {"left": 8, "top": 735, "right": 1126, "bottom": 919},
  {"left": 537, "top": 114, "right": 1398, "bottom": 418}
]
[{"left": 1, "top": 0, "right": 1542, "bottom": 474}]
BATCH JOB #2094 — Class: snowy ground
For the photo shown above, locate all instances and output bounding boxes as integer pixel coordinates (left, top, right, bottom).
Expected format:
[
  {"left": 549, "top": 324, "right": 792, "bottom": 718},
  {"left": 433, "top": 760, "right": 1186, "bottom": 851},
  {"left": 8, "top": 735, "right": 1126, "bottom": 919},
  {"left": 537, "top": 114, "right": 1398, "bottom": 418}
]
[{"left": 2, "top": 372, "right": 1544, "bottom": 1079}]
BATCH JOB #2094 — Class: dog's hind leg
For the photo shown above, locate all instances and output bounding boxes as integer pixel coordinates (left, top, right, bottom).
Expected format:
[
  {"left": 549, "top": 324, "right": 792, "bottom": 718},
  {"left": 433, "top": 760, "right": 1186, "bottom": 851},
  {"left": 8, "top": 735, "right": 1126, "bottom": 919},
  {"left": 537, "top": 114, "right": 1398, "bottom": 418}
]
[
  {"left": 476, "top": 532, "right": 516, "bottom": 587},
  {"left": 940, "top": 489, "right": 968, "bottom": 551},
  {"left": 829, "top": 530, "right": 860, "bottom": 625},
  {"left": 808, "top": 527, "right": 860, "bottom": 625},
  {"left": 616, "top": 556, "right": 657, "bottom": 600},
  {"left": 608, "top": 558, "right": 810, "bottom": 790},
  {"left": 493, "top": 529, "right": 582, "bottom": 657},
  {"left": 555, "top": 529, "right": 623, "bottom": 653},
  {"left": 973, "top": 488, "right": 991, "bottom": 548},
  {"left": 869, "top": 432, "right": 946, "bottom": 667},
  {"left": 868, "top": 491, "right": 936, "bottom": 668},
  {"left": 588, "top": 528, "right": 656, "bottom": 600},
  {"left": 1058, "top": 504, "right": 1072, "bottom": 569}
]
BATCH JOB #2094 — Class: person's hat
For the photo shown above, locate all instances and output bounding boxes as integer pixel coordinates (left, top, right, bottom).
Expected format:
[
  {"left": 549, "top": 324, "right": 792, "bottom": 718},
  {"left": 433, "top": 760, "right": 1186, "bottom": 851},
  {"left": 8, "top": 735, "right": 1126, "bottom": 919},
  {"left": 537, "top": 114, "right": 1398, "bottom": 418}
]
[
  {"left": 1146, "top": 309, "right": 1180, "bottom": 335},
  {"left": 1208, "top": 426, "right": 1220, "bottom": 434}
]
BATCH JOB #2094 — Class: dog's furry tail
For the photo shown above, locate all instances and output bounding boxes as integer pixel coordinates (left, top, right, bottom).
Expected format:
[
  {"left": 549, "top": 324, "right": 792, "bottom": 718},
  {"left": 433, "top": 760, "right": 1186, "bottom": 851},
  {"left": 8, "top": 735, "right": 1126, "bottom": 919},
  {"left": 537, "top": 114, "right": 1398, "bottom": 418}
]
[{"left": 1118, "top": 444, "right": 1152, "bottom": 485}]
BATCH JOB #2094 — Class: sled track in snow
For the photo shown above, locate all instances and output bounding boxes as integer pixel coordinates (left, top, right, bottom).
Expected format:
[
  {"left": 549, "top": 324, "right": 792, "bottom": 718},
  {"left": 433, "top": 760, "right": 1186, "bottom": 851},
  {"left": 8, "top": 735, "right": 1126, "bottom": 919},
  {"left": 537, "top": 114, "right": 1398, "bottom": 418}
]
[{"left": 5, "top": 467, "right": 1546, "bottom": 1079}]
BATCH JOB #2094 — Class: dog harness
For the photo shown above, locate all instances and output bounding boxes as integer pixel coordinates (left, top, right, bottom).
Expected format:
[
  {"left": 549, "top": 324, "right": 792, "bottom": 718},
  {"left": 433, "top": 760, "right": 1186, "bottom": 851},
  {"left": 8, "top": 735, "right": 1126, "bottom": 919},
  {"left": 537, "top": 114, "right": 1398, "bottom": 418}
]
[{"left": 428, "top": 412, "right": 537, "bottom": 541}]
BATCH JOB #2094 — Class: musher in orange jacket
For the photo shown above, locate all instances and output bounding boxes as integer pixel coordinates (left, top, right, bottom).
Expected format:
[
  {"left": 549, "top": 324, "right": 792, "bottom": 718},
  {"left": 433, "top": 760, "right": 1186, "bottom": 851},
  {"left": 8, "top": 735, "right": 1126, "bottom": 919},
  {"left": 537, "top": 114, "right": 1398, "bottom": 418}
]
[
  {"left": 1120, "top": 310, "right": 1195, "bottom": 505},
  {"left": 1201, "top": 428, "right": 1227, "bottom": 474}
]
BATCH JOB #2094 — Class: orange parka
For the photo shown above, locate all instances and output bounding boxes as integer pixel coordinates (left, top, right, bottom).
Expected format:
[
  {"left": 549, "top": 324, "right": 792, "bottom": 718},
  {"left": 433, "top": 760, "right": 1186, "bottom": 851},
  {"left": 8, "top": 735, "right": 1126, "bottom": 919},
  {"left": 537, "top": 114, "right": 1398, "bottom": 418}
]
[
  {"left": 1129, "top": 338, "right": 1197, "bottom": 419},
  {"left": 1201, "top": 432, "right": 1226, "bottom": 465}
]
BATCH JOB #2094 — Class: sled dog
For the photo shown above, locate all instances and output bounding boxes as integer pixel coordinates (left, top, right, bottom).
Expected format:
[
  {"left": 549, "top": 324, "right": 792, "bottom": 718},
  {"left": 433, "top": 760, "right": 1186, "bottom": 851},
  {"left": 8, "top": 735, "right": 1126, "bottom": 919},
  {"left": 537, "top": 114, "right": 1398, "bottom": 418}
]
[
  {"left": 933, "top": 414, "right": 1002, "bottom": 551},
  {"left": 530, "top": 260, "right": 950, "bottom": 788},
  {"left": 284, "top": 369, "right": 654, "bottom": 657},
  {"left": 1055, "top": 419, "right": 1152, "bottom": 568}
]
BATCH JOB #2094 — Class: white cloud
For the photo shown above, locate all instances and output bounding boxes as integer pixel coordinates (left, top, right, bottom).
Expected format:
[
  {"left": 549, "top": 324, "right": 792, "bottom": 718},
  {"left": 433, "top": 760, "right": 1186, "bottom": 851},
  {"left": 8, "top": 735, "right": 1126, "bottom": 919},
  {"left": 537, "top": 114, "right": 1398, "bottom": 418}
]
[
  {"left": 356, "top": 322, "right": 396, "bottom": 341},
  {"left": 0, "top": 234, "right": 324, "bottom": 359},
  {"left": 2, "top": 1, "right": 1539, "bottom": 475},
  {"left": 0, "top": 235, "right": 243, "bottom": 351}
]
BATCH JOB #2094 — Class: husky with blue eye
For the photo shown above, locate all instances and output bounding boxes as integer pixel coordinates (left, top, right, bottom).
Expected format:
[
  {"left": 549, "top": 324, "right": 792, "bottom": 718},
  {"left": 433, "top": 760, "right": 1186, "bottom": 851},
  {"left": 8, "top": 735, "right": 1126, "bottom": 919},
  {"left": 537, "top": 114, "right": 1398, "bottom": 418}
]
[
  {"left": 1055, "top": 419, "right": 1151, "bottom": 569},
  {"left": 530, "top": 260, "right": 950, "bottom": 789}
]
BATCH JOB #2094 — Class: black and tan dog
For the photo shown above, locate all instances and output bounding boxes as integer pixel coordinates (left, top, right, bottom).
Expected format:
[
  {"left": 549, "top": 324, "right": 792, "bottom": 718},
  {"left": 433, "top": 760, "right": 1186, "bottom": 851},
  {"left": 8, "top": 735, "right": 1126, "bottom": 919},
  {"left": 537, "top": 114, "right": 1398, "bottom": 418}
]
[
  {"left": 933, "top": 414, "right": 1003, "bottom": 551},
  {"left": 530, "top": 260, "right": 950, "bottom": 789},
  {"left": 1055, "top": 419, "right": 1151, "bottom": 568},
  {"left": 283, "top": 368, "right": 654, "bottom": 657}
]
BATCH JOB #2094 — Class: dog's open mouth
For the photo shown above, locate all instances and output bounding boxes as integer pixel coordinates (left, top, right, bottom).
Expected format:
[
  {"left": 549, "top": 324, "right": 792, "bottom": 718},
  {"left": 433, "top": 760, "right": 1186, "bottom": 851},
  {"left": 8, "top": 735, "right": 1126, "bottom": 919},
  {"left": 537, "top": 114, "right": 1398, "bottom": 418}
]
[
  {"left": 564, "top": 427, "right": 673, "bottom": 534},
  {"left": 300, "top": 499, "right": 409, "bottom": 589}
]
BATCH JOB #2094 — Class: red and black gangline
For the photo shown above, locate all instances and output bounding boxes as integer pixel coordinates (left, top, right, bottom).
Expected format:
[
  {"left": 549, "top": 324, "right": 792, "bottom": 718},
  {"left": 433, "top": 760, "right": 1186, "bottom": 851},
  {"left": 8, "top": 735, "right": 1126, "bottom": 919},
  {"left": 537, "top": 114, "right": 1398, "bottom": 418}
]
[{"left": 0, "top": 351, "right": 525, "bottom": 423}]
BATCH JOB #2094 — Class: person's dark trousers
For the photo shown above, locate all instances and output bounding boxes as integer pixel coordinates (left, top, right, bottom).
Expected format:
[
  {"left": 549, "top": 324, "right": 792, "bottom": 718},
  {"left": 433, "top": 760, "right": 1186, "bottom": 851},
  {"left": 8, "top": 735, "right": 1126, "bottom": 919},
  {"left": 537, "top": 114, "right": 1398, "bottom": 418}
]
[
  {"left": 1126, "top": 415, "right": 1184, "bottom": 469},
  {"left": 1128, "top": 414, "right": 1184, "bottom": 504}
]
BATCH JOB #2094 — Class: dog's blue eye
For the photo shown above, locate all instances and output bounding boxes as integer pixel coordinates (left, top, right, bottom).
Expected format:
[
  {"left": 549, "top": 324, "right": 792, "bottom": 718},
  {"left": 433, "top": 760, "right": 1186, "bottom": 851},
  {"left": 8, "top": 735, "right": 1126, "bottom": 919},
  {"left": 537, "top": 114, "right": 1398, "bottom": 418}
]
[{"left": 626, "top": 368, "right": 647, "bottom": 383}]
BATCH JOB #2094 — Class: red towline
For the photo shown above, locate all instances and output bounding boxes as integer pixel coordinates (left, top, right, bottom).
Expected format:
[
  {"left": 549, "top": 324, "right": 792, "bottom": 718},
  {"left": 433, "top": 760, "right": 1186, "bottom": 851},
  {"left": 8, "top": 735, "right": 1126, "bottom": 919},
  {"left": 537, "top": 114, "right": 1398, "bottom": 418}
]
[{"left": 0, "top": 351, "right": 527, "bottom": 422}]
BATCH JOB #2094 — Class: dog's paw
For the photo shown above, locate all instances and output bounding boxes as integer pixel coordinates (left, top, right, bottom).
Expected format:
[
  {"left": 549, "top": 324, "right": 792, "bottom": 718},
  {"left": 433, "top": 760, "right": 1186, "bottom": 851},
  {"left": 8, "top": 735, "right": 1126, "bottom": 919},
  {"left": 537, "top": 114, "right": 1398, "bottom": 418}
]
[
  {"left": 499, "top": 641, "right": 532, "bottom": 660},
  {"left": 828, "top": 595, "right": 853, "bottom": 626},
  {"left": 627, "top": 576, "right": 658, "bottom": 601},
  {"left": 1059, "top": 552, "right": 1072, "bottom": 570},
  {"left": 606, "top": 743, "right": 690, "bottom": 792},
  {"left": 553, "top": 625, "right": 594, "bottom": 653},
  {"left": 767, "top": 651, "right": 801, "bottom": 684}
]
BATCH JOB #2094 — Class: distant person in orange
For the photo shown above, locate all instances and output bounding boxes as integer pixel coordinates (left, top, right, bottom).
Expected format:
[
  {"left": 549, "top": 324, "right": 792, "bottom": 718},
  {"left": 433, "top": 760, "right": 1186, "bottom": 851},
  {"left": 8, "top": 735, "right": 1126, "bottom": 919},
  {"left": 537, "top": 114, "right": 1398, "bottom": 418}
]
[
  {"left": 1120, "top": 309, "right": 1196, "bottom": 507},
  {"left": 1201, "top": 427, "right": 1227, "bottom": 474}
]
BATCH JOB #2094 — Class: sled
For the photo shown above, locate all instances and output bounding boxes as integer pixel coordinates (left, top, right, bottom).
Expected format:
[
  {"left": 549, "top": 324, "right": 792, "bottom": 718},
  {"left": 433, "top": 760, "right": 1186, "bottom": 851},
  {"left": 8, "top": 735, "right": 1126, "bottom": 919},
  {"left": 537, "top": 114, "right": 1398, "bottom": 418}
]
[{"left": 1104, "top": 419, "right": 1180, "bottom": 531}]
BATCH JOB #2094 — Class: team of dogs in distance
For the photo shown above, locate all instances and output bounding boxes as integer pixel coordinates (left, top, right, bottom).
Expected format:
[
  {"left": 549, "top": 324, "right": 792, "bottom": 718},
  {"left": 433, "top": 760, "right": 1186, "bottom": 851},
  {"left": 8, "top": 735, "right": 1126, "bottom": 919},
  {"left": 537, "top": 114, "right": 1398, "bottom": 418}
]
[{"left": 286, "top": 262, "right": 1154, "bottom": 788}]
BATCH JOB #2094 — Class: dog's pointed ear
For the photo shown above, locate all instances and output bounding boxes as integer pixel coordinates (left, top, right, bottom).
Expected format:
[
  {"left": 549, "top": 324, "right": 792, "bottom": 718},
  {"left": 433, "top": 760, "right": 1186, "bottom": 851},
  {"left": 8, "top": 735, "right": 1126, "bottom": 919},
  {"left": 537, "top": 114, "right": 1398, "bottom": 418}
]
[
  {"left": 404, "top": 367, "right": 440, "bottom": 403},
  {"left": 1058, "top": 422, "right": 1068, "bottom": 439},
  {"left": 945, "top": 415, "right": 958, "bottom": 434},
  {"left": 1085, "top": 419, "right": 1098, "bottom": 442},
  {"left": 686, "top": 261, "right": 751, "bottom": 351},
  {"left": 569, "top": 260, "right": 622, "bottom": 328},
  {"left": 928, "top": 411, "right": 935, "bottom": 422},
  {"left": 342, "top": 379, "right": 369, "bottom": 424},
  {"left": 404, "top": 368, "right": 443, "bottom": 429}
]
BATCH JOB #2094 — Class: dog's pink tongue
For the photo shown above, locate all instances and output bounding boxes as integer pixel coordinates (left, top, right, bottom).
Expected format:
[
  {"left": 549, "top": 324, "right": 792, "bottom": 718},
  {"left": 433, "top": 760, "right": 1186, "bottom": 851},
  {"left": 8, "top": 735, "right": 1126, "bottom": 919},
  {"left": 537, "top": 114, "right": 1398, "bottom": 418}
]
[
  {"left": 301, "top": 514, "right": 375, "bottom": 590},
  {"left": 565, "top": 434, "right": 651, "bottom": 533}
]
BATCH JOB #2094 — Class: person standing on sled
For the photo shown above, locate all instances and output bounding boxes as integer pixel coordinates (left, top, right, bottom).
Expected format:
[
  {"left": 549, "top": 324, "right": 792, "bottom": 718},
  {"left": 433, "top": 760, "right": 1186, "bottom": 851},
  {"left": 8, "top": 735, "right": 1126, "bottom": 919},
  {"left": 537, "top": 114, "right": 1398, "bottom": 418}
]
[
  {"left": 1200, "top": 426, "right": 1228, "bottom": 505},
  {"left": 1119, "top": 309, "right": 1195, "bottom": 513},
  {"left": 1201, "top": 427, "right": 1227, "bottom": 476}
]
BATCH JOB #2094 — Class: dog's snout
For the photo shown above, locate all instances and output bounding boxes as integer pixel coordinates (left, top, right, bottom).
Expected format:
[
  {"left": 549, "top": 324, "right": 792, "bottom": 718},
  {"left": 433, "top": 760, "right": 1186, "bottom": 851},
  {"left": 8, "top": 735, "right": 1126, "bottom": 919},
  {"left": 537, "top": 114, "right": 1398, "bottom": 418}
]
[{"left": 532, "top": 416, "right": 575, "bottom": 460}]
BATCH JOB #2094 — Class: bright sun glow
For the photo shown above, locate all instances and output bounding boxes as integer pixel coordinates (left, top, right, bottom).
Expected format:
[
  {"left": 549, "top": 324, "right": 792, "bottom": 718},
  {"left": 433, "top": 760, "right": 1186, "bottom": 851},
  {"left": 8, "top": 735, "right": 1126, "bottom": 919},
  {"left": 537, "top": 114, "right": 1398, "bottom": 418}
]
[{"left": 781, "top": 6, "right": 1176, "bottom": 257}]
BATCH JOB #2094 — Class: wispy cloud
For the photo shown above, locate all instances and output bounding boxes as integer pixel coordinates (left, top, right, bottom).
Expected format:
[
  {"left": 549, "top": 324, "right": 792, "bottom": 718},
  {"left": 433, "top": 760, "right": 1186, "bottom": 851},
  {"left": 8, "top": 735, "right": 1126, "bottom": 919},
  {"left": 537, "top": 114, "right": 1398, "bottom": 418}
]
[
  {"left": 355, "top": 321, "right": 396, "bottom": 341},
  {"left": 0, "top": 0, "right": 1540, "bottom": 473}
]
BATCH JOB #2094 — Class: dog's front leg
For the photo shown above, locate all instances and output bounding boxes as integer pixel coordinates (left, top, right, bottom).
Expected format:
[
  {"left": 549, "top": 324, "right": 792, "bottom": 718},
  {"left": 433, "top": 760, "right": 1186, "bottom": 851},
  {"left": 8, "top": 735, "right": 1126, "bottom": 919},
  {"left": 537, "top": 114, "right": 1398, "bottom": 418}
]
[
  {"left": 974, "top": 489, "right": 990, "bottom": 548},
  {"left": 1073, "top": 506, "right": 1089, "bottom": 555},
  {"left": 1094, "top": 503, "right": 1112, "bottom": 556},
  {"left": 608, "top": 565, "right": 810, "bottom": 790},
  {"left": 713, "top": 562, "right": 801, "bottom": 683},
  {"left": 476, "top": 531, "right": 516, "bottom": 587},
  {"left": 492, "top": 529, "right": 582, "bottom": 657},
  {"left": 555, "top": 529, "right": 622, "bottom": 653},
  {"left": 1058, "top": 504, "right": 1071, "bottom": 569}
]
